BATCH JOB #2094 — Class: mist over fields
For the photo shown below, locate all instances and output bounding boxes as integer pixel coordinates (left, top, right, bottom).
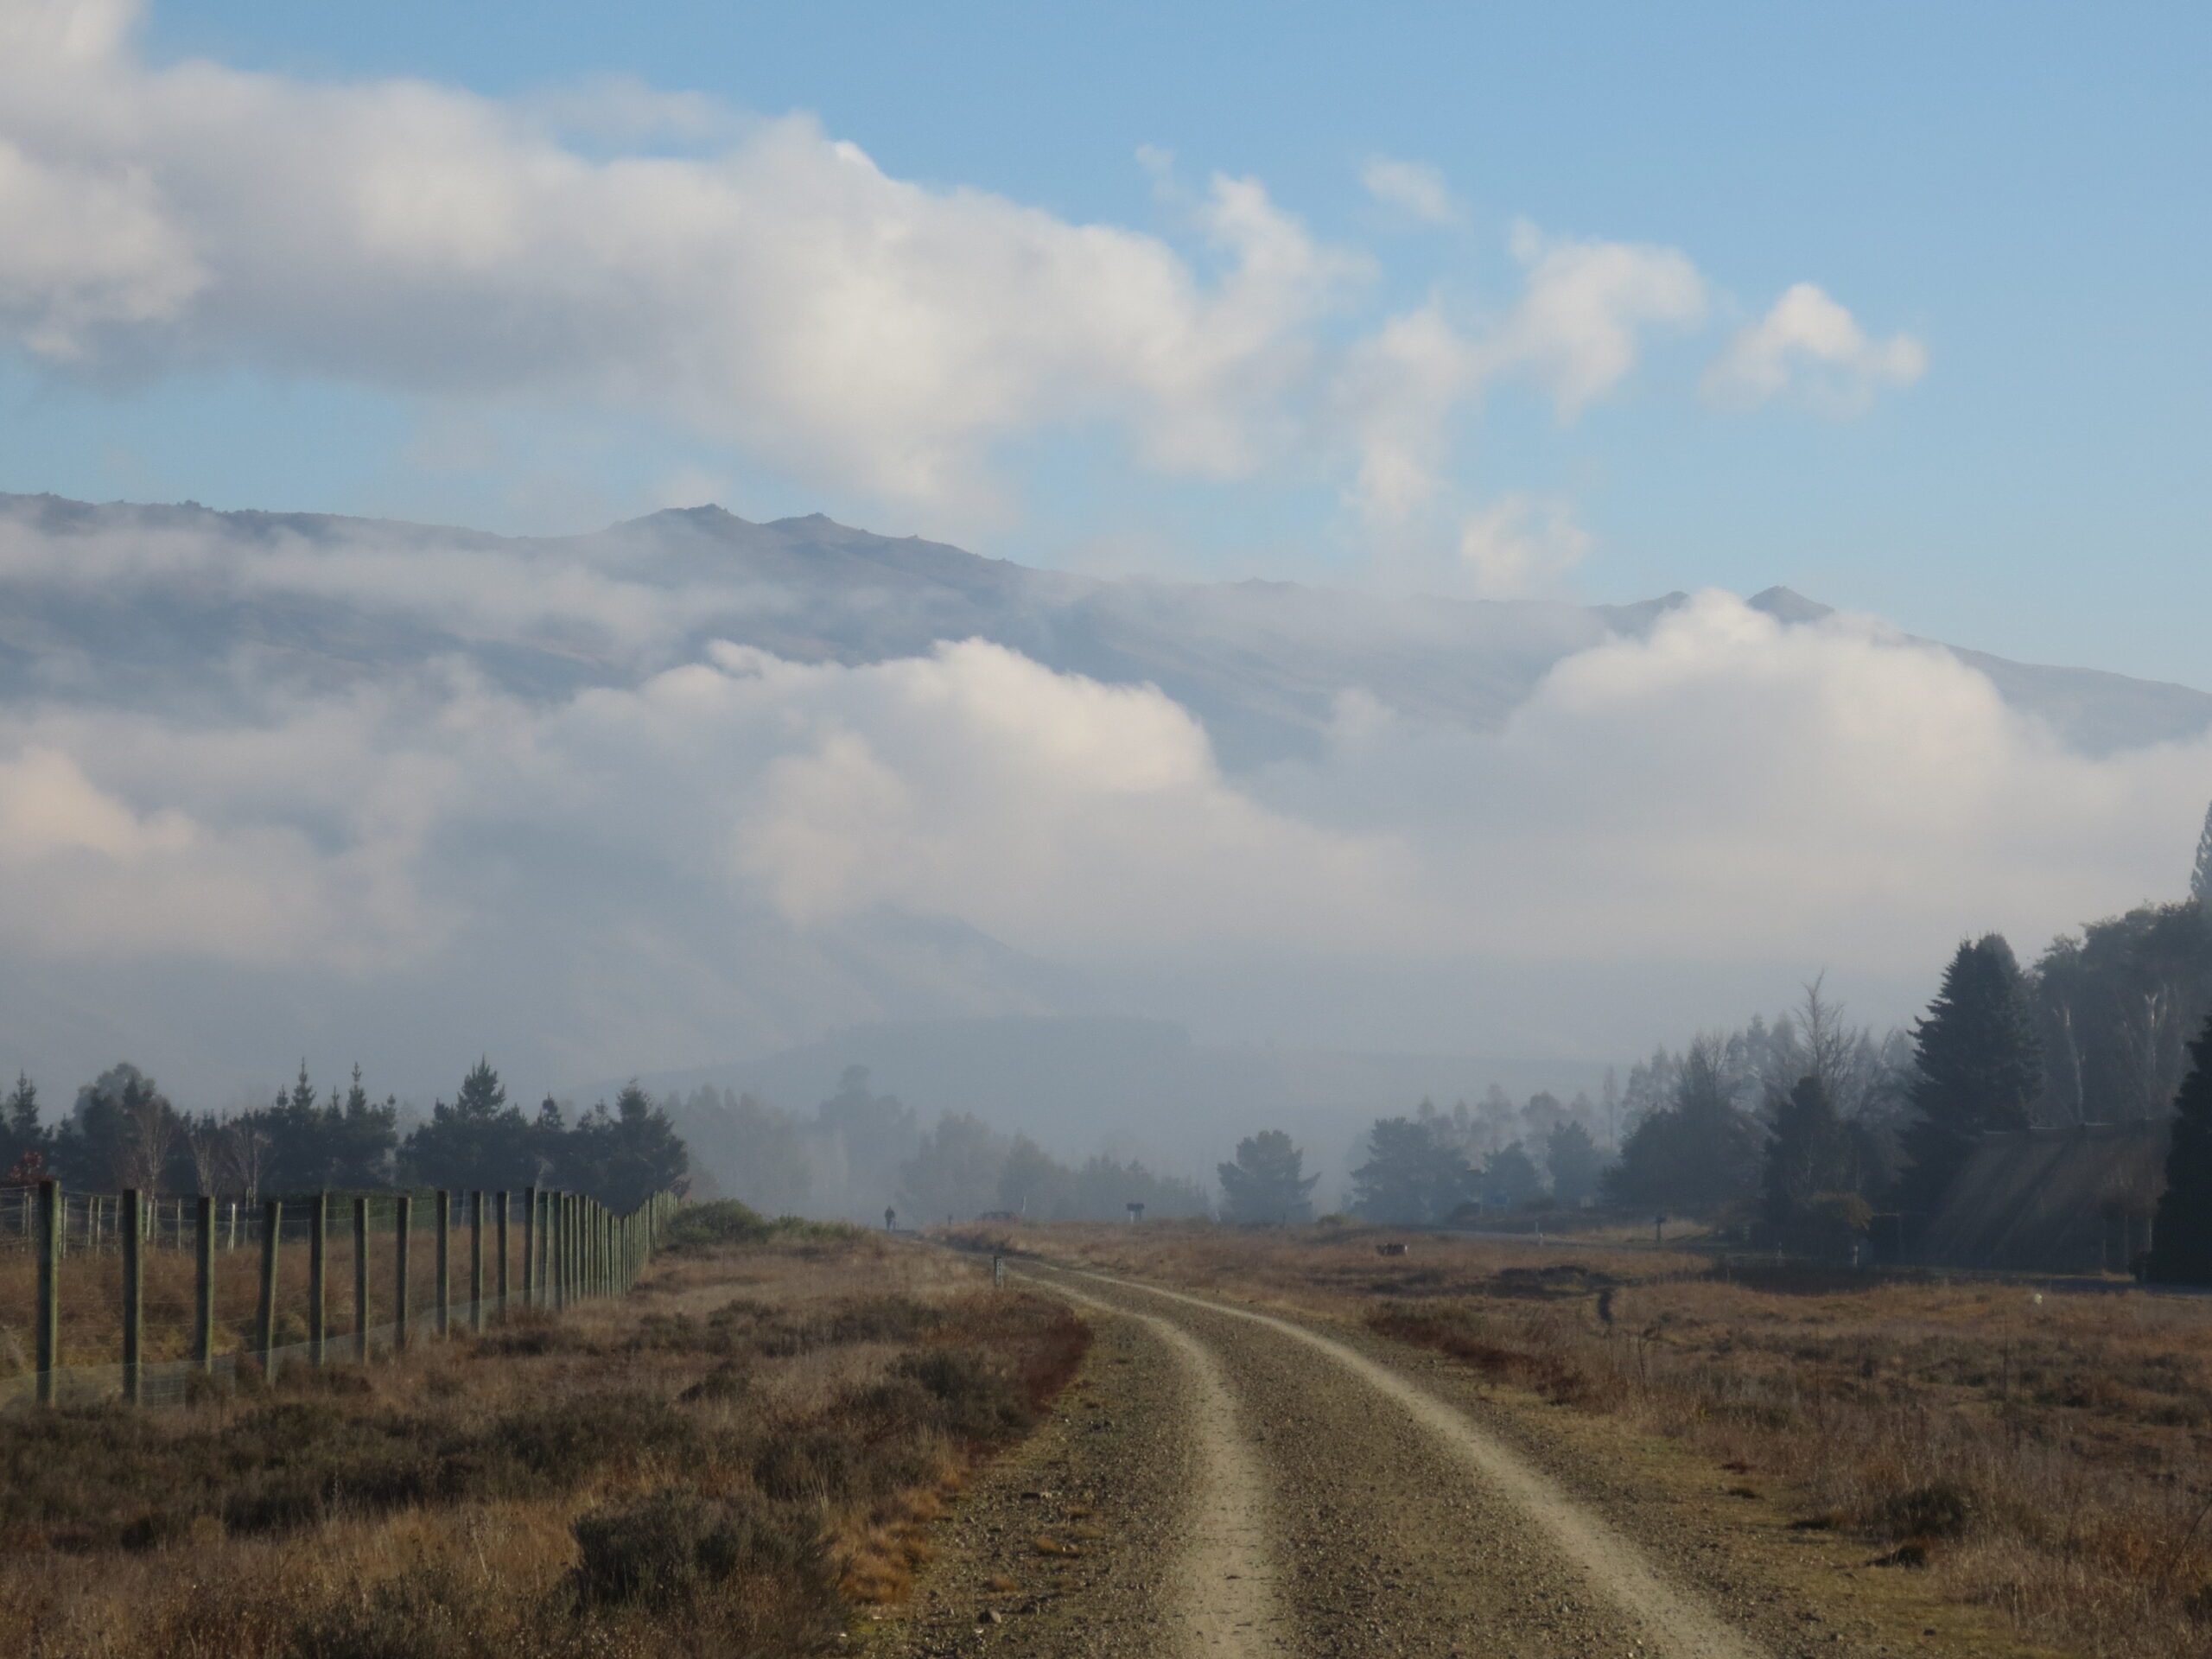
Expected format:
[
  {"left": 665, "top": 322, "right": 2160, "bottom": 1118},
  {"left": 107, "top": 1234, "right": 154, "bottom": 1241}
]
[{"left": 1, "top": 491, "right": 2207, "bottom": 1190}]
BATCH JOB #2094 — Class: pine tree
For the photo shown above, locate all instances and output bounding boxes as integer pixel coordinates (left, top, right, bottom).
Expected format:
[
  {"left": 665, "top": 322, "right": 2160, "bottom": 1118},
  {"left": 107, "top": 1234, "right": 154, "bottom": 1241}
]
[
  {"left": 1217, "top": 1129, "right": 1319, "bottom": 1224},
  {"left": 1900, "top": 935, "right": 2043, "bottom": 1216},
  {"left": 2145, "top": 1012, "right": 2212, "bottom": 1283},
  {"left": 1762, "top": 1075, "right": 1853, "bottom": 1239},
  {"left": 3, "top": 1072, "right": 41, "bottom": 1173},
  {"left": 2193, "top": 798, "right": 2212, "bottom": 908}
]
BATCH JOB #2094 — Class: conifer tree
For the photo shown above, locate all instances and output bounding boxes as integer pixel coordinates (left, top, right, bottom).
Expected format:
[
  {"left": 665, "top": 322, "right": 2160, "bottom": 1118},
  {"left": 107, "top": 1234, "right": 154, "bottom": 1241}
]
[
  {"left": 1900, "top": 935, "right": 2042, "bottom": 1216},
  {"left": 2146, "top": 1013, "right": 2212, "bottom": 1283},
  {"left": 1217, "top": 1129, "right": 1319, "bottom": 1224},
  {"left": 2193, "top": 798, "right": 2212, "bottom": 908}
]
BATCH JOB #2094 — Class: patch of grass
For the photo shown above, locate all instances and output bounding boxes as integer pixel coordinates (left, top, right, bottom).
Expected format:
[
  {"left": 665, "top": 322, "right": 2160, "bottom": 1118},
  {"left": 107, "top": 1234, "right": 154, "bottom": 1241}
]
[{"left": 0, "top": 1230, "right": 1087, "bottom": 1656}]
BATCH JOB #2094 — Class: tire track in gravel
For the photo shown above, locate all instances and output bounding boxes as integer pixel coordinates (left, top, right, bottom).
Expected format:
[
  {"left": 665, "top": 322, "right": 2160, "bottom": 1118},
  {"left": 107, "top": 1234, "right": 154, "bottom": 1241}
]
[
  {"left": 1046, "top": 1278, "right": 1297, "bottom": 1657},
  {"left": 1045, "top": 1263, "right": 1768, "bottom": 1659}
]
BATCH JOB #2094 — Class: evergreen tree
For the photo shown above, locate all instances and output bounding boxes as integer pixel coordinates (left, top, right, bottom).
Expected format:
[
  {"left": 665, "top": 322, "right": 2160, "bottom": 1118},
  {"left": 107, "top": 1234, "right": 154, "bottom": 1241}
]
[
  {"left": 1351, "top": 1116, "right": 1470, "bottom": 1224},
  {"left": 2194, "top": 798, "right": 2212, "bottom": 908},
  {"left": 1217, "top": 1129, "right": 1319, "bottom": 1224},
  {"left": 2, "top": 1072, "right": 42, "bottom": 1173},
  {"left": 569, "top": 1083, "right": 690, "bottom": 1211},
  {"left": 1544, "top": 1120, "right": 1605, "bottom": 1209},
  {"left": 1605, "top": 1037, "right": 1764, "bottom": 1215},
  {"left": 1900, "top": 935, "right": 2043, "bottom": 1215},
  {"left": 1761, "top": 1074, "right": 1856, "bottom": 1243},
  {"left": 2146, "top": 1013, "right": 2212, "bottom": 1283},
  {"left": 402, "top": 1058, "right": 536, "bottom": 1191},
  {"left": 899, "top": 1113, "right": 1009, "bottom": 1222},
  {"left": 1478, "top": 1142, "right": 1545, "bottom": 1210}
]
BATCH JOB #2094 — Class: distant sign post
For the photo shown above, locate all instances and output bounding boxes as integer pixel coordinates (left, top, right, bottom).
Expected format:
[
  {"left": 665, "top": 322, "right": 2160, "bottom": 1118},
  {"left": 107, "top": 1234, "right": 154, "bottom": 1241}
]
[{"left": 992, "top": 1253, "right": 1005, "bottom": 1288}]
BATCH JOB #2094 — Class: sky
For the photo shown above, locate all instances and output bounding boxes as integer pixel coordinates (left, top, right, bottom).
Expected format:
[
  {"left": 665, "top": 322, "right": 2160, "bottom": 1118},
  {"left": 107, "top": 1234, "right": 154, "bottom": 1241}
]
[
  {"left": 0, "top": 0, "right": 2209, "bottom": 1135},
  {"left": 1, "top": 0, "right": 2206, "bottom": 684}
]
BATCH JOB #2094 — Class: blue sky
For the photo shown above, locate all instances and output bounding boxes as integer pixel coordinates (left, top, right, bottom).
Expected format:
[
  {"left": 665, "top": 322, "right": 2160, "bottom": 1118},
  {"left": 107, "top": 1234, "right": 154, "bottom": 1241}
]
[{"left": 4, "top": 0, "right": 2207, "bottom": 683}]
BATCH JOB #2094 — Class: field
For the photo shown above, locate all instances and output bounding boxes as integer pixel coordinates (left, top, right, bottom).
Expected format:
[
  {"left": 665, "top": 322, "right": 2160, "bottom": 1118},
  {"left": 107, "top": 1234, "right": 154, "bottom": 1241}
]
[
  {"left": 956, "top": 1219, "right": 2212, "bottom": 1659},
  {"left": 0, "top": 1209, "right": 1086, "bottom": 1657}
]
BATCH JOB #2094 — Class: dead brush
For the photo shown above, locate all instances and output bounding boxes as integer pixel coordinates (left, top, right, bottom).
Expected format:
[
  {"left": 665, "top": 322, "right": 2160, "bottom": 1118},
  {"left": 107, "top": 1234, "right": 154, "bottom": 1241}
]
[{"left": 0, "top": 1233, "right": 1089, "bottom": 1656}]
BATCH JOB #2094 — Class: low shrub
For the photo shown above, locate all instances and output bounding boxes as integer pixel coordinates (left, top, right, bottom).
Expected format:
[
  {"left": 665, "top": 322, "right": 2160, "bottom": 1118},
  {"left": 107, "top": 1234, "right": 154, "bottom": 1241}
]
[{"left": 569, "top": 1485, "right": 830, "bottom": 1610}]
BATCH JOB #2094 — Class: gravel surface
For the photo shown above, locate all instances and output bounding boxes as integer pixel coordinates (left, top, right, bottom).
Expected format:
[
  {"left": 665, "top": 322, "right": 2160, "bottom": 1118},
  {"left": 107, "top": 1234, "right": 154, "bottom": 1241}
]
[{"left": 874, "top": 1261, "right": 1991, "bottom": 1659}]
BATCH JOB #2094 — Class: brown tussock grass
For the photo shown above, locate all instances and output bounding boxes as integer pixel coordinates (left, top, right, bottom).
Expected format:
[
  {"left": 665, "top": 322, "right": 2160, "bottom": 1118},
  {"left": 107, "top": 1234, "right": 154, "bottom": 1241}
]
[{"left": 0, "top": 1224, "right": 1088, "bottom": 1656}]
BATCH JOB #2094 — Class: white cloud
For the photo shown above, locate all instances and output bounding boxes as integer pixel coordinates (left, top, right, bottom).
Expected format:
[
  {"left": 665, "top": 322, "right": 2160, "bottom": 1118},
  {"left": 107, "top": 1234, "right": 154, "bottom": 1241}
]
[
  {"left": 0, "top": 1, "right": 1363, "bottom": 514},
  {"left": 1453, "top": 494, "right": 1592, "bottom": 596},
  {"left": 0, "top": 491, "right": 2202, "bottom": 1100},
  {"left": 1491, "top": 220, "right": 1708, "bottom": 416},
  {"left": 1703, "top": 281, "right": 1927, "bottom": 412},
  {"left": 1361, "top": 156, "right": 1461, "bottom": 226}
]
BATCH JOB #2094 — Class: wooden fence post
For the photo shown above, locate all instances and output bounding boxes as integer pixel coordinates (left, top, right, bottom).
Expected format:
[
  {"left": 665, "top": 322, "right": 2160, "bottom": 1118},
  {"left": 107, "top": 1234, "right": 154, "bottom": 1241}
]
[
  {"left": 556, "top": 1192, "right": 569, "bottom": 1307},
  {"left": 257, "top": 1198, "right": 283, "bottom": 1384},
  {"left": 468, "top": 1189, "right": 485, "bottom": 1333},
  {"left": 122, "top": 1189, "right": 144, "bottom": 1404},
  {"left": 557, "top": 1194, "right": 575, "bottom": 1309},
  {"left": 194, "top": 1194, "right": 215, "bottom": 1373},
  {"left": 393, "top": 1195, "right": 412, "bottom": 1352},
  {"left": 308, "top": 1192, "right": 327, "bottom": 1368},
  {"left": 494, "top": 1191, "right": 511, "bottom": 1317},
  {"left": 228, "top": 1198, "right": 238, "bottom": 1251},
  {"left": 521, "top": 1185, "right": 537, "bottom": 1309},
  {"left": 35, "top": 1180, "right": 60, "bottom": 1404},
  {"left": 353, "top": 1198, "right": 370, "bottom": 1361},
  {"left": 434, "top": 1191, "right": 451, "bottom": 1338}
]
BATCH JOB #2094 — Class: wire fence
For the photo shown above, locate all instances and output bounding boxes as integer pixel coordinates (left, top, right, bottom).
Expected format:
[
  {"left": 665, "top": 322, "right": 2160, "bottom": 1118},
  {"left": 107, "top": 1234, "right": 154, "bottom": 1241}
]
[{"left": 0, "top": 1184, "right": 680, "bottom": 1412}]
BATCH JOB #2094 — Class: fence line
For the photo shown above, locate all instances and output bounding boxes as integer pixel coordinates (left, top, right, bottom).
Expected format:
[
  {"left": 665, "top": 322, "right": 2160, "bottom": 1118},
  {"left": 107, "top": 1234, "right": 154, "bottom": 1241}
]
[{"left": 2, "top": 1182, "right": 679, "bottom": 1410}]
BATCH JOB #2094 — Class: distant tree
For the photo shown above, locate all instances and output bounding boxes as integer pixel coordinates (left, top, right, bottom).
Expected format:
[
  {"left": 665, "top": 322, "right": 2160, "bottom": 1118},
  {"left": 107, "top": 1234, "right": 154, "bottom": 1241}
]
[
  {"left": 1351, "top": 1116, "right": 1470, "bottom": 1224},
  {"left": 1478, "top": 1142, "right": 1545, "bottom": 1210},
  {"left": 328, "top": 1065, "right": 399, "bottom": 1185},
  {"left": 2193, "top": 798, "right": 2212, "bottom": 909},
  {"left": 997, "top": 1135, "right": 1075, "bottom": 1218},
  {"left": 674, "top": 1089, "right": 812, "bottom": 1214},
  {"left": 51, "top": 1065, "right": 191, "bottom": 1193},
  {"left": 2, "top": 1072, "right": 42, "bottom": 1171},
  {"left": 531, "top": 1096, "right": 569, "bottom": 1182},
  {"left": 2031, "top": 902, "right": 2212, "bottom": 1125},
  {"left": 1604, "top": 1036, "right": 1763, "bottom": 1216},
  {"left": 570, "top": 1082, "right": 689, "bottom": 1211},
  {"left": 897, "top": 1113, "right": 1009, "bottom": 1222},
  {"left": 2145, "top": 1012, "right": 2212, "bottom": 1283},
  {"left": 402, "top": 1058, "right": 536, "bottom": 1192},
  {"left": 1545, "top": 1121, "right": 1605, "bottom": 1209},
  {"left": 1761, "top": 1075, "right": 1859, "bottom": 1245},
  {"left": 814, "top": 1065, "right": 918, "bottom": 1212},
  {"left": 1901, "top": 936, "right": 2043, "bottom": 1216},
  {"left": 1073, "top": 1155, "right": 1211, "bottom": 1221},
  {"left": 1217, "top": 1129, "right": 1319, "bottom": 1224}
]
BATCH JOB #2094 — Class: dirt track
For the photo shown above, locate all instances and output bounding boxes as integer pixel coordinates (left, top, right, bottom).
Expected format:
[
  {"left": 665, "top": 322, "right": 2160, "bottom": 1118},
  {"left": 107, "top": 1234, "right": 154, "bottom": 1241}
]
[{"left": 878, "top": 1260, "right": 1971, "bottom": 1658}]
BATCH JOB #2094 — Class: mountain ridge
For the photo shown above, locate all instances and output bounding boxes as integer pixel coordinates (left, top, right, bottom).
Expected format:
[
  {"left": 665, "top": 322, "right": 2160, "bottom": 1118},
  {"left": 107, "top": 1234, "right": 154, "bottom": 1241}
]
[{"left": 3, "top": 491, "right": 2207, "bottom": 761}]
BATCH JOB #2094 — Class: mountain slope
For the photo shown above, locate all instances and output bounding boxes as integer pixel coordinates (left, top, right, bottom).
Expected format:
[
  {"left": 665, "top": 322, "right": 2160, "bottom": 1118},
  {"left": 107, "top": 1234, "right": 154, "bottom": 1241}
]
[{"left": 4, "top": 493, "right": 2204, "bottom": 762}]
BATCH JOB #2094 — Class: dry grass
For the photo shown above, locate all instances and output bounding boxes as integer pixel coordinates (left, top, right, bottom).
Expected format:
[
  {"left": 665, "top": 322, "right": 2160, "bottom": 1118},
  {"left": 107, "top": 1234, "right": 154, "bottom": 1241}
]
[
  {"left": 957, "top": 1218, "right": 2212, "bottom": 1659},
  {"left": 0, "top": 1226, "right": 1088, "bottom": 1657}
]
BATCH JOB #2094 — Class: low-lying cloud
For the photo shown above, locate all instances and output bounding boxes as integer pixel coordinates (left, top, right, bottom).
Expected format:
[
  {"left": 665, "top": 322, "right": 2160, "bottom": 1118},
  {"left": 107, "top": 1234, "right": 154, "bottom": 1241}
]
[{"left": 0, "top": 506, "right": 2199, "bottom": 1105}]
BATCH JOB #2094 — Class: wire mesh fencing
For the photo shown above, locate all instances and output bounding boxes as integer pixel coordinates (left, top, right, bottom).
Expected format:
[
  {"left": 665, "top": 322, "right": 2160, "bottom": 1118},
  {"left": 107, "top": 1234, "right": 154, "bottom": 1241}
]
[{"left": 0, "top": 1185, "right": 679, "bottom": 1412}]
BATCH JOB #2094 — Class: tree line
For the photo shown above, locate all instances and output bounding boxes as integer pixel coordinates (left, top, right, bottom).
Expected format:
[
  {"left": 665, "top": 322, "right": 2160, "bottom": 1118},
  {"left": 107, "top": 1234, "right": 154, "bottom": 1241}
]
[
  {"left": 1316, "top": 837, "right": 2212, "bottom": 1262},
  {"left": 670, "top": 1065, "right": 1211, "bottom": 1224},
  {"left": 0, "top": 1058, "right": 688, "bottom": 1212}
]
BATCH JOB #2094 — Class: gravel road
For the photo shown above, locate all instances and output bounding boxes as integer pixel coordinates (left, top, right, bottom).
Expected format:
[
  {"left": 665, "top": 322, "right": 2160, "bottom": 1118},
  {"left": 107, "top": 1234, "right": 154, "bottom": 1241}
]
[{"left": 875, "top": 1262, "right": 1934, "bottom": 1659}]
